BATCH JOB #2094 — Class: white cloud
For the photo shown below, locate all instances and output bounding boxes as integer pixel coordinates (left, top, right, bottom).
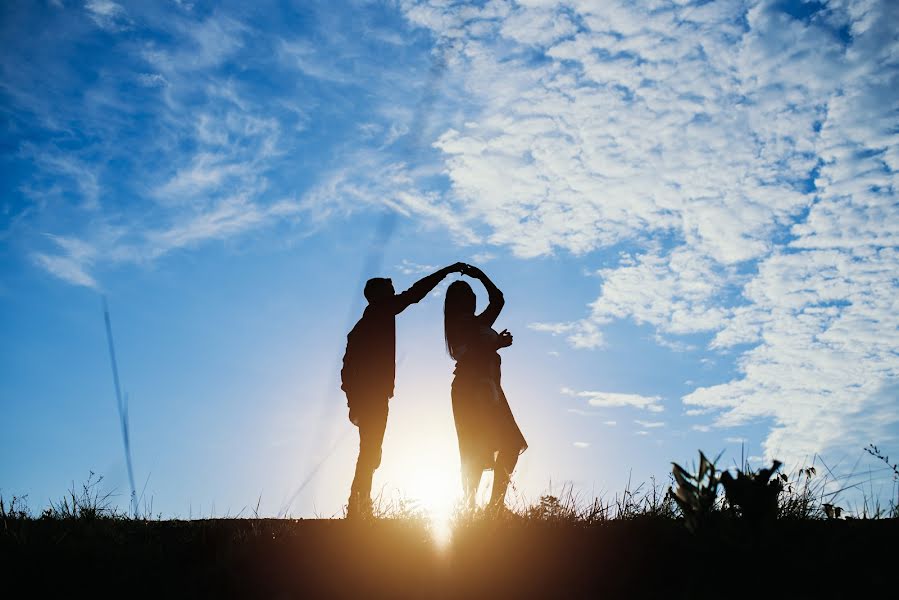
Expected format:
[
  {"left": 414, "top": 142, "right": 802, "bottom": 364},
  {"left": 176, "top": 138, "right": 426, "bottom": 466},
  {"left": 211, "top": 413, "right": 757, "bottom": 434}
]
[
  {"left": 278, "top": 40, "right": 354, "bottom": 85},
  {"left": 11, "top": 0, "right": 899, "bottom": 470},
  {"left": 27, "top": 93, "right": 293, "bottom": 284},
  {"left": 143, "top": 196, "right": 301, "bottom": 259},
  {"left": 299, "top": 154, "right": 478, "bottom": 244},
  {"left": 573, "top": 441, "right": 590, "bottom": 448},
  {"left": 500, "top": 3, "right": 577, "bottom": 47},
  {"left": 586, "top": 247, "right": 731, "bottom": 338},
  {"left": 155, "top": 160, "right": 250, "bottom": 202},
  {"left": 31, "top": 197, "right": 303, "bottom": 286},
  {"left": 396, "top": 259, "right": 437, "bottom": 275},
  {"left": 136, "top": 73, "right": 168, "bottom": 88},
  {"left": 653, "top": 334, "right": 696, "bottom": 353},
  {"left": 635, "top": 420, "right": 665, "bottom": 429},
  {"left": 684, "top": 408, "right": 712, "bottom": 417},
  {"left": 16, "top": 5, "right": 324, "bottom": 288},
  {"left": 17, "top": 3, "right": 468, "bottom": 293},
  {"left": 31, "top": 235, "right": 99, "bottom": 289},
  {"left": 566, "top": 408, "right": 597, "bottom": 417},
  {"left": 684, "top": 248, "right": 899, "bottom": 463},
  {"left": 469, "top": 251, "right": 496, "bottom": 263},
  {"left": 32, "top": 253, "right": 96, "bottom": 289},
  {"left": 529, "top": 320, "right": 604, "bottom": 348},
  {"left": 85, "top": 0, "right": 130, "bottom": 31},
  {"left": 528, "top": 322, "right": 574, "bottom": 336},
  {"left": 397, "top": 0, "right": 899, "bottom": 465},
  {"left": 143, "top": 14, "right": 246, "bottom": 73},
  {"left": 562, "top": 386, "right": 664, "bottom": 413},
  {"left": 21, "top": 145, "right": 101, "bottom": 210}
]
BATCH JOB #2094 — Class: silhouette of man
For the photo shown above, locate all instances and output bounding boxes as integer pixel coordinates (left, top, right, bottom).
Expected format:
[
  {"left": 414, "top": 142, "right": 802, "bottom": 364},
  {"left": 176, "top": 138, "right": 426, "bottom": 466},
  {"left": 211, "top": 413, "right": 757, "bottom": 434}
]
[{"left": 341, "top": 262, "right": 465, "bottom": 518}]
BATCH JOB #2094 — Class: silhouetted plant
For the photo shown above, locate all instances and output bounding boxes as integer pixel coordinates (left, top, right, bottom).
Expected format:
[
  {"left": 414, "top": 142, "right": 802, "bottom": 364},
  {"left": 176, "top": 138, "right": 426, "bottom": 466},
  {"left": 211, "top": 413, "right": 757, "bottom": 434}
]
[
  {"left": 777, "top": 464, "right": 829, "bottom": 519},
  {"left": 367, "top": 488, "right": 428, "bottom": 522},
  {"left": 670, "top": 451, "right": 721, "bottom": 532},
  {"left": 512, "top": 478, "right": 679, "bottom": 524},
  {"left": 614, "top": 476, "right": 678, "bottom": 520},
  {"left": 525, "top": 494, "right": 578, "bottom": 522},
  {"left": 643, "top": 476, "right": 679, "bottom": 519},
  {"left": 719, "top": 460, "right": 782, "bottom": 523},
  {"left": 864, "top": 444, "right": 899, "bottom": 481},
  {"left": 42, "top": 471, "right": 120, "bottom": 520},
  {"left": 517, "top": 483, "right": 593, "bottom": 523},
  {"left": 822, "top": 503, "right": 843, "bottom": 519},
  {"left": 578, "top": 497, "right": 613, "bottom": 523},
  {"left": 615, "top": 476, "right": 649, "bottom": 520},
  {"left": 862, "top": 443, "right": 899, "bottom": 518},
  {"left": 1, "top": 494, "right": 31, "bottom": 528}
]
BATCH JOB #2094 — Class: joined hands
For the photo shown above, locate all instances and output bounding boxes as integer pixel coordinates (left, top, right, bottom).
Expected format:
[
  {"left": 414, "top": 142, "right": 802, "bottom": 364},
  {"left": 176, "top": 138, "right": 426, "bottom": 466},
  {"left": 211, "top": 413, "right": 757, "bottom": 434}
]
[{"left": 456, "top": 263, "right": 485, "bottom": 279}]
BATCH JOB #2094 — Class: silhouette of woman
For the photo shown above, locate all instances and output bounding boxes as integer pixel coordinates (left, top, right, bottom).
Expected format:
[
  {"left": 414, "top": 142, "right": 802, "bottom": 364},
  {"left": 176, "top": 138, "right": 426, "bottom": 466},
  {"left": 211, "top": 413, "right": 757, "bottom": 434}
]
[{"left": 444, "top": 264, "right": 527, "bottom": 511}]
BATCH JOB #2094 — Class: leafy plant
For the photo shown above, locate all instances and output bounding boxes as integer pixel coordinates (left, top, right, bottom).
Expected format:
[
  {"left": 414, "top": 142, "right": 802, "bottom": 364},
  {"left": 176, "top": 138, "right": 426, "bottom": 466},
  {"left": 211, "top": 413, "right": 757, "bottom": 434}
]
[
  {"left": 719, "top": 460, "right": 783, "bottom": 523},
  {"left": 822, "top": 503, "right": 843, "bottom": 519},
  {"left": 670, "top": 451, "right": 721, "bottom": 532}
]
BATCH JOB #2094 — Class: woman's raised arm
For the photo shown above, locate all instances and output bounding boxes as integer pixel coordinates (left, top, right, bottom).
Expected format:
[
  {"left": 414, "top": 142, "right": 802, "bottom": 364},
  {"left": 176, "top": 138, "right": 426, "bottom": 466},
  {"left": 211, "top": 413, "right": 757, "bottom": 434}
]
[{"left": 463, "top": 264, "right": 504, "bottom": 327}]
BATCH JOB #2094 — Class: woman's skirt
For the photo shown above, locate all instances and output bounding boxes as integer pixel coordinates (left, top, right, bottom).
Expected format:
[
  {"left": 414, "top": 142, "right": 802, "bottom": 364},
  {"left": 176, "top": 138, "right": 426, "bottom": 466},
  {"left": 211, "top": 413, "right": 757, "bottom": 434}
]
[{"left": 451, "top": 374, "right": 527, "bottom": 471}]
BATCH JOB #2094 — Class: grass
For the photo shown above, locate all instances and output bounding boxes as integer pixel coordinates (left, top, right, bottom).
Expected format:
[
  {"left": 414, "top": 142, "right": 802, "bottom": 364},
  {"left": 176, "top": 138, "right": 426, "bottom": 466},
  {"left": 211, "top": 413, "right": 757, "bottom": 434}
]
[
  {"left": 3, "top": 447, "right": 896, "bottom": 527},
  {"left": 2, "top": 449, "right": 897, "bottom": 599},
  {"left": 3, "top": 498, "right": 895, "bottom": 598}
]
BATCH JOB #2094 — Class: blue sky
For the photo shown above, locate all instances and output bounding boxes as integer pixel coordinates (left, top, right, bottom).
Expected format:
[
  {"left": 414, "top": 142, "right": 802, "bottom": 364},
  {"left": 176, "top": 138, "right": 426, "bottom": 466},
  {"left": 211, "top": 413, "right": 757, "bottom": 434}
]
[{"left": 1, "top": 0, "right": 897, "bottom": 518}]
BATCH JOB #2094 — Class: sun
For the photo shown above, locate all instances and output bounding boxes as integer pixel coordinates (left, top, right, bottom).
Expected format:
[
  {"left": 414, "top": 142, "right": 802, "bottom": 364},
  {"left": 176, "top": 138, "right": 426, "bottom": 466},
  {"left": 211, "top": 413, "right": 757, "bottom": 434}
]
[
  {"left": 361, "top": 365, "right": 474, "bottom": 545},
  {"left": 375, "top": 409, "right": 463, "bottom": 546},
  {"left": 405, "top": 463, "right": 459, "bottom": 546}
]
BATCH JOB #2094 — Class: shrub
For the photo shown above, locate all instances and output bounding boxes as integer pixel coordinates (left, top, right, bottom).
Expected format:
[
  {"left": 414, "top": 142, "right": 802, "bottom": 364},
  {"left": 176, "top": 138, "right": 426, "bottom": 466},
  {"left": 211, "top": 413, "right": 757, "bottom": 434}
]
[{"left": 719, "top": 460, "right": 782, "bottom": 523}]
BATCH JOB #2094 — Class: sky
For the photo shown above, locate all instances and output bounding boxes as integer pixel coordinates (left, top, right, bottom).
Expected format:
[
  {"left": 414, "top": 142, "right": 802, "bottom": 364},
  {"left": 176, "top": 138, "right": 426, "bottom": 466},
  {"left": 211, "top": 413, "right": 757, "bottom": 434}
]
[{"left": 1, "top": 0, "right": 897, "bottom": 519}]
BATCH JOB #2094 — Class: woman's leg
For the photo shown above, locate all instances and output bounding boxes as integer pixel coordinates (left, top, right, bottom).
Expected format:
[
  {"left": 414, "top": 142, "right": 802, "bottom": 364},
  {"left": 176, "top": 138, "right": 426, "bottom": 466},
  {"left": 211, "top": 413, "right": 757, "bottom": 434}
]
[
  {"left": 461, "top": 459, "right": 481, "bottom": 510},
  {"left": 489, "top": 448, "right": 519, "bottom": 508},
  {"left": 452, "top": 381, "right": 484, "bottom": 510}
]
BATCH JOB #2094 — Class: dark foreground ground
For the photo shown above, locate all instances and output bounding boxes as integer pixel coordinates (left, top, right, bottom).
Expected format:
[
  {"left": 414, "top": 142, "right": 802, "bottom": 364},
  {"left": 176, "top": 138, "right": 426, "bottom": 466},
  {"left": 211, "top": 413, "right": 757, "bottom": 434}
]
[{"left": 2, "top": 517, "right": 896, "bottom": 598}]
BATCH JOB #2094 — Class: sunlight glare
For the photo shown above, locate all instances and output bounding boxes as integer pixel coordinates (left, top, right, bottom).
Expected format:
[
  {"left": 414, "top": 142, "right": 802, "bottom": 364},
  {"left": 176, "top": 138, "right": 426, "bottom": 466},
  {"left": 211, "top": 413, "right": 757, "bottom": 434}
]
[
  {"left": 374, "top": 415, "right": 461, "bottom": 548},
  {"left": 412, "top": 467, "right": 458, "bottom": 548},
  {"left": 367, "top": 370, "right": 465, "bottom": 547}
]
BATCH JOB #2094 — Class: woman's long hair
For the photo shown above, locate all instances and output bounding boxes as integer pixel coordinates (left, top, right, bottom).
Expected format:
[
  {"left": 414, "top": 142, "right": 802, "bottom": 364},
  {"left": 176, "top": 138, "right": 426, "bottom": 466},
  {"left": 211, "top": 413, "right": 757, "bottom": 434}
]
[{"left": 444, "top": 280, "right": 477, "bottom": 360}]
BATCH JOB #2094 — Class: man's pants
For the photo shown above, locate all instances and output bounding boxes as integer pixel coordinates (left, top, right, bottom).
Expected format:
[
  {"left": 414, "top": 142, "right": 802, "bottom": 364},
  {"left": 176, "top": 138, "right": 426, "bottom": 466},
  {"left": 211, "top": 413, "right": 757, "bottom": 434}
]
[{"left": 348, "top": 397, "right": 389, "bottom": 508}]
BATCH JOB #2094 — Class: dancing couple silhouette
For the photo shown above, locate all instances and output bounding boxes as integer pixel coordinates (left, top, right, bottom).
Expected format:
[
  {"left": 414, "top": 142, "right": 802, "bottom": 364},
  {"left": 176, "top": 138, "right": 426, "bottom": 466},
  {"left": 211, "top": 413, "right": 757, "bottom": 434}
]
[{"left": 340, "top": 262, "right": 527, "bottom": 519}]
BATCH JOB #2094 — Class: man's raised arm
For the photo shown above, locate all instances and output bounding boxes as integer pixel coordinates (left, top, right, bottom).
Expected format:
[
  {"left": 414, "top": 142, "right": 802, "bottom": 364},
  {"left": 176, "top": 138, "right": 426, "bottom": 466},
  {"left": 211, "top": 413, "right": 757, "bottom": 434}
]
[{"left": 393, "top": 262, "right": 466, "bottom": 314}]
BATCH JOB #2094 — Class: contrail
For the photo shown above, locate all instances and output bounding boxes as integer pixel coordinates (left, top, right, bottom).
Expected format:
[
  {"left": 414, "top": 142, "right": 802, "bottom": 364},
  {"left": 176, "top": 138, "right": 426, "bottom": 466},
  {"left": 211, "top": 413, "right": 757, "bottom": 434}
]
[
  {"left": 281, "top": 37, "right": 456, "bottom": 516},
  {"left": 103, "top": 296, "right": 138, "bottom": 518},
  {"left": 280, "top": 211, "right": 397, "bottom": 516}
]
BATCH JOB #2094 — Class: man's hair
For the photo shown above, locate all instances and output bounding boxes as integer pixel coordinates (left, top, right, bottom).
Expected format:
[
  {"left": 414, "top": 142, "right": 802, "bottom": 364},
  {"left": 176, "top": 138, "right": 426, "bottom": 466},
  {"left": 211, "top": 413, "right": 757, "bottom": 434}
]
[{"left": 364, "top": 277, "right": 392, "bottom": 302}]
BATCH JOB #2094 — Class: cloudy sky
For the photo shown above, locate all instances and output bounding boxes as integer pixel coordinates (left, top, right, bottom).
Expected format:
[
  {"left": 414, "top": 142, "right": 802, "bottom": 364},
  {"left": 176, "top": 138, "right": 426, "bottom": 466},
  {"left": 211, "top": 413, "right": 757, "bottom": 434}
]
[{"left": 1, "top": 0, "right": 897, "bottom": 517}]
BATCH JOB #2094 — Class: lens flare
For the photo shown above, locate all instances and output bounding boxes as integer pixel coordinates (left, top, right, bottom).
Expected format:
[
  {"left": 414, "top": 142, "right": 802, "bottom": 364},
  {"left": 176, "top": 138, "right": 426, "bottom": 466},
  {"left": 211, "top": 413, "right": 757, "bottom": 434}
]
[
  {"left": 409, "top": 468, "right": 458, "bottom": 548},
  {"left": 429, "top": 509, "right": 454, "bottom": 548}
]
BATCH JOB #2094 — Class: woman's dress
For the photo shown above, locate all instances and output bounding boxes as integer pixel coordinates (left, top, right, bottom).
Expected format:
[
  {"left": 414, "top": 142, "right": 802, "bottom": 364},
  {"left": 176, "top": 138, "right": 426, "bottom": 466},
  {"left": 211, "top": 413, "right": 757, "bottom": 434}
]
[{"left": 451, "top": 317, "right": 527, "bottom": 470}]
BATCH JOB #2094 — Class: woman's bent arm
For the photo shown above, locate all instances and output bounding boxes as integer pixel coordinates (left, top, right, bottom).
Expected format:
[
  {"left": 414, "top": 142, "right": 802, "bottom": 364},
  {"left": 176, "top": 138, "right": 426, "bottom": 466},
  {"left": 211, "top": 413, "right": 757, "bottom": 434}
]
[{"left": 465, "top": 265, "right": 504, "bottom": 327}]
